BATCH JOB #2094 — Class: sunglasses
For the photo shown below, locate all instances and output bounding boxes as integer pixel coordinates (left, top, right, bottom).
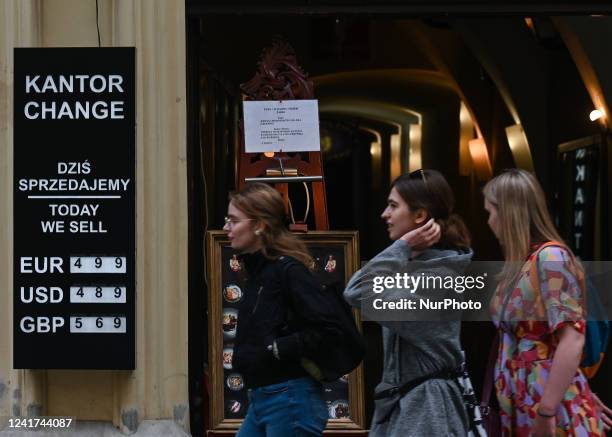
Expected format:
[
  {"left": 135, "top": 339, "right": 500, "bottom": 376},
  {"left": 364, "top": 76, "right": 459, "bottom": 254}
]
[{"left": 409, "top": 169, "right": 427, "bottom": 182}]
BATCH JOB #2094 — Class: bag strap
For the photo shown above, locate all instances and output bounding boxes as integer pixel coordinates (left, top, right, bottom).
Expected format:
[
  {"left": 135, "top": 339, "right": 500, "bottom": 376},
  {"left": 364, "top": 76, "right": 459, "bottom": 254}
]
[
  {"left": 528, "top": 241, "right": 565, "bottom": 293},
  {"left": 481, "top": 330, "right": 499, "bottom": 408},
  {"left": 527, "top": 241, "right": 586, "bottom": 314},
  {"left": 277, "top": 256, "right": 298, "bottom": 319},
  {"left": 375, "top": 366, "right": 463, "bottom": 400}
]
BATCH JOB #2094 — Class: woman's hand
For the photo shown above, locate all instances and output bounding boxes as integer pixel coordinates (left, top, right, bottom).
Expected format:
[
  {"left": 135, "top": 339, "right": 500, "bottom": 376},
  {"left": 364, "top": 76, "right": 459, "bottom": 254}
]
[
  {"left": 400, "top": 218, "right": 441, "bottom": 251},
  {"left": 532, "top": 414, "right": 556, "bottom": 437},
  {"left": 592, "top": 392, "right": 612, "bottom": 431},
  {"left": 536, "top": 326, "right": 583, "bottom": 436}
]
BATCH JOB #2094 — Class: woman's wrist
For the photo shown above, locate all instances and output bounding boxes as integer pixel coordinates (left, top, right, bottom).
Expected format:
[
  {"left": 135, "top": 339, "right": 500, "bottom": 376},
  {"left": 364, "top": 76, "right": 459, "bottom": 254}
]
[
  {"left": 399, "top": 235, "right": 413, "bottom": 246},
  {"left": 537, "top": 406, "right": 557, "bottom": 418}
]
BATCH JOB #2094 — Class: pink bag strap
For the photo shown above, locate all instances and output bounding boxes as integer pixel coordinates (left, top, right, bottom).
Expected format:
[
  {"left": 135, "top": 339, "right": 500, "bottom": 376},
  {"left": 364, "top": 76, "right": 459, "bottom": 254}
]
[
  {"left": 527, "top": 241, "right": 566, "bottom": 293},
  {"left": 527, "top": 241, "right": 586, "bottom": 312}
]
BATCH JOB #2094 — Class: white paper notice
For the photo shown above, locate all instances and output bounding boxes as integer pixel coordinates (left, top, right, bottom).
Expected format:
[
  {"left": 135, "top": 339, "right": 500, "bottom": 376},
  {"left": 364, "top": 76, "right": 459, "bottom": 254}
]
[{"left": 243, "top": 100, "right": 321, "bottom": 153}]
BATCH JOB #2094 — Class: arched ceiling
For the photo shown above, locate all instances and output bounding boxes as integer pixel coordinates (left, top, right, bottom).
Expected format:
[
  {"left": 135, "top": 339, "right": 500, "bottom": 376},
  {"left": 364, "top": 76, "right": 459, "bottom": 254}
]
[
  {"left": 313, "top": 68, "right": 459, "bottom": 123},
  {"left": 317, "top": 98, "right": 419, "bottom": 125},
  {"left": 553, "top": 16, "right": 612, "bottom": 130},
  {"left": 314, "top": 68, "right": 456, "bottom": 93}
]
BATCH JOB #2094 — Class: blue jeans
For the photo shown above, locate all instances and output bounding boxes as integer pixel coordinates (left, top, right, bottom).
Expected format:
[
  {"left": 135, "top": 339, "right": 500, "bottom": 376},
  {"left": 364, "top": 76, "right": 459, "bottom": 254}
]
[{"left": 237, "top": 377, "right": 328, "bottom": 437}]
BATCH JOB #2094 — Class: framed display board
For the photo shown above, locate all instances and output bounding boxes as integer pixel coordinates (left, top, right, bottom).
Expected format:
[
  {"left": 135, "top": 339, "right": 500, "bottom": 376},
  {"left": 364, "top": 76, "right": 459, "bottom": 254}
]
[{"left": 206, "top": 230, "right": 365, "bottom": 432}]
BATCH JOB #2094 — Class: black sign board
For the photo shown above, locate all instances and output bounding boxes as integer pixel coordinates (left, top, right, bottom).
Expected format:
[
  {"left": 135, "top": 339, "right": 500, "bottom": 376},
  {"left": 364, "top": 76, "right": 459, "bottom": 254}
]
[
  {"left": 558, "top": 138, "right": 600, "bottom": 260},
  {"left": 13, "top": 48, "right": 136, "bottom": 369}
]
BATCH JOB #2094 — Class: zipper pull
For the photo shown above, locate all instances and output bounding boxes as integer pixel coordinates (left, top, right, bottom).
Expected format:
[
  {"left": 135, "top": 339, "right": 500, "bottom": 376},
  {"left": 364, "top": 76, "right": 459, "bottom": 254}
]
[{"left": 252, "top": 285, "right": 263, "bottom": 314}]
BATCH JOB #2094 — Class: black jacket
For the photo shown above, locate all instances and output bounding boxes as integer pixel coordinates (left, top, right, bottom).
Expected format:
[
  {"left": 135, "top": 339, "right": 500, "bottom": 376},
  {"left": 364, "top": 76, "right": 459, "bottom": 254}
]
[{"left": 232, "top": 251, "right": 344, "bottom": 388}]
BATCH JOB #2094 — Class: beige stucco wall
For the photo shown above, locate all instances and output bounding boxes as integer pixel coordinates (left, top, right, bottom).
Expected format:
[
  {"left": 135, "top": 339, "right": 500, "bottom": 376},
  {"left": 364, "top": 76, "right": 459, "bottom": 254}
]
[{"left": 0, "top": 0, "right": 189, "bottom": 434}]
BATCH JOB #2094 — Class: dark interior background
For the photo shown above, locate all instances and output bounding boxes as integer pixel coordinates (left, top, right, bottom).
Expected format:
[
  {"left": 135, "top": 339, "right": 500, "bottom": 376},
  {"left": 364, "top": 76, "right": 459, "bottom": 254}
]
[{"left": 186, "top": 7, "right": 612, "bottom": 435}]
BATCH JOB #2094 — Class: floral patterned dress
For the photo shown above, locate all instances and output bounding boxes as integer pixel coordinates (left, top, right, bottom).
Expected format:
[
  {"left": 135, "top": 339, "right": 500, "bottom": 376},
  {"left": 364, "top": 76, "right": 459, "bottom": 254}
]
[{"left": 489, "top": 244, "right": 604, "bottom": 436}]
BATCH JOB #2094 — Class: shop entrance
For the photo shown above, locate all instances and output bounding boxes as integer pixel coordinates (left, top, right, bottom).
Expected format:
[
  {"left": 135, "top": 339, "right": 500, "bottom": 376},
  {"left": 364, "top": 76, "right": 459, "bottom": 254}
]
[
  {"left": 185, "top": 4, "right": 611, "bottom": 435},
  {"left": 185, "top": 13, "right": 505, "bottom": 435}
]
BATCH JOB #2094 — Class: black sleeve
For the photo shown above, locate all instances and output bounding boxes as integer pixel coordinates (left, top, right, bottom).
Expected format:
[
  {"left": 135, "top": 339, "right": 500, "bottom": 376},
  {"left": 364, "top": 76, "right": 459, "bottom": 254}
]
[{"left": 274, "top": 263, "right": 345, "bottom": 361}]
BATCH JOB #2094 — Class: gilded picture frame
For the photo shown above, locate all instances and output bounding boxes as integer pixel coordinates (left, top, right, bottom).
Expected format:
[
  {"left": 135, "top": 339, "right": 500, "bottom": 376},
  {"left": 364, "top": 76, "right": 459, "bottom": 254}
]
[{"left": 206, "top": 230, "right": 366, "bottom": 432}]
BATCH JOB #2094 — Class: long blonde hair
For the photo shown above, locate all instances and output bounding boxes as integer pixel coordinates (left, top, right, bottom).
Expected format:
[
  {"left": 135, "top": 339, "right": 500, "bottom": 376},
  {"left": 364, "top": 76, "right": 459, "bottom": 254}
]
[
  {"left": 229, "top": 183, "right": 312, "bottom": 267},
  {"left": 483, "top": 169, "right": 571, "bottom": 284}
]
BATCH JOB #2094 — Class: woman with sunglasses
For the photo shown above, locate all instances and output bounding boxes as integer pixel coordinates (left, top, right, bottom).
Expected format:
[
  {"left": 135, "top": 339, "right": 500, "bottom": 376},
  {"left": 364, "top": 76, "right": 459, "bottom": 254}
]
[
  {"left": 224, "top": 182, "right": 345, "bottom": 437},
  {"left": 483, "top": 169, "right": 605, "bottom": 437},
  {"left": 344, "top": 169, "right": 483, "bottom": 436}
]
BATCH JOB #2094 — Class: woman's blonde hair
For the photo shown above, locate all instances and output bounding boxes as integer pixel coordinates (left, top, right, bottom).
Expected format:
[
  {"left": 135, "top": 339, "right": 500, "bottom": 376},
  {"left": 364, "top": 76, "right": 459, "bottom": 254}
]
[
  {"left": 483, "top": 169, "right": 574, "bottom": 284},
  {"left": 229, "top": 183, "right": 312, "bottom": 267}
]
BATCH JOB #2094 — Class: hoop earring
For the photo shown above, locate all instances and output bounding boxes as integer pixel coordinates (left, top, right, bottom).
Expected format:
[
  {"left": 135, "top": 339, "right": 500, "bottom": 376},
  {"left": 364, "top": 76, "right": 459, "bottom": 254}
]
[{"left": 254, "top": 229, "right": 262, "bottom": 236}]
